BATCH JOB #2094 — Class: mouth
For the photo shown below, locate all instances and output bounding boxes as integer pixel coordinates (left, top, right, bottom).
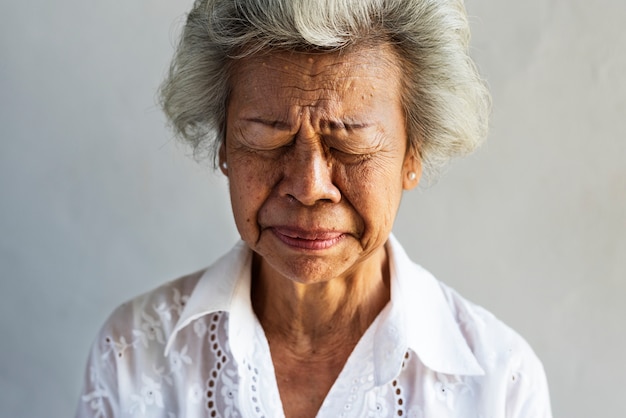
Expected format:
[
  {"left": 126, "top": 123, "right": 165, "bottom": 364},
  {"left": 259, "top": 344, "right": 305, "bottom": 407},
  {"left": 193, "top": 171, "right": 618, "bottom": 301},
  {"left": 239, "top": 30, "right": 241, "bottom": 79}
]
[{"left": 270, "top": 227, "right": 346, "bottom": 251}]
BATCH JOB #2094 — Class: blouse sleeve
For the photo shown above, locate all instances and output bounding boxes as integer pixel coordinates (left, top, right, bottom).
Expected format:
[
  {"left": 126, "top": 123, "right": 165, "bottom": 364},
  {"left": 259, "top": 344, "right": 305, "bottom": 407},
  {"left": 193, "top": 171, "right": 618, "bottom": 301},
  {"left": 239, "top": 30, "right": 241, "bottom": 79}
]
[
  {"left": 505, "top": 345, "right": 553, "bottom": 418},
  {"left": 74, "top": 319, "right": 121, "bottom": 418}
]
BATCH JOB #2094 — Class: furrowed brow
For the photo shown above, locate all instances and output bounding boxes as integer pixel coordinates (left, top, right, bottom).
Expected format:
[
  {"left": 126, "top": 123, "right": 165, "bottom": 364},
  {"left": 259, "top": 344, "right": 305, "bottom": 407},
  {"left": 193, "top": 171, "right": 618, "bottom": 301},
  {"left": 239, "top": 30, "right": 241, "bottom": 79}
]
[{"left": 321, "top": 120, "right": 372, "bottom": 131}]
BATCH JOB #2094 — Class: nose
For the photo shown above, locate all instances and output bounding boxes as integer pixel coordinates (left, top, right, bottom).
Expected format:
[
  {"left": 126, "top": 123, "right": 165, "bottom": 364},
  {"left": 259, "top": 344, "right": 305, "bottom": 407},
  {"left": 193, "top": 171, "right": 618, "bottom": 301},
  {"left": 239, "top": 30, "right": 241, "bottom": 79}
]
[{"left": 278, "top": 138, "right": 341, "bottom": 206}]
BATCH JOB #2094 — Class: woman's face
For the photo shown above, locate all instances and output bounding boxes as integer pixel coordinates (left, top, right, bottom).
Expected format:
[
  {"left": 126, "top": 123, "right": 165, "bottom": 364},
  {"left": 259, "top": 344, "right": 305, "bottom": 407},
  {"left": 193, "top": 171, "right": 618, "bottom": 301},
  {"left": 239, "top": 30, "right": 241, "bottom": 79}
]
[{"left": 221, "top": 45, "right": 420, "bottom": 284}]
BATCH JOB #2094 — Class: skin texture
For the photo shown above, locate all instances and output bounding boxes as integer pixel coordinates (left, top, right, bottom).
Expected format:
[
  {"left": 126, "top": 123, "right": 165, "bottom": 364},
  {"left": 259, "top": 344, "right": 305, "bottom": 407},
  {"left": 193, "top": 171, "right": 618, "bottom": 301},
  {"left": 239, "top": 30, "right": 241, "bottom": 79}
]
[{"left": 220, "top": 44, "right": 421, "bottom": 418}]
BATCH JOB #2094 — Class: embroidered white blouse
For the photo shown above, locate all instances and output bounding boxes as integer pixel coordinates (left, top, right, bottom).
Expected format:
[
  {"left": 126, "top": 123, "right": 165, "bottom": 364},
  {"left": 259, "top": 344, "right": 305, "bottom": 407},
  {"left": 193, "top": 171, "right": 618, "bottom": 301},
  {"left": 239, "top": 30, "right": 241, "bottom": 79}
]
[{"left": 75, "top": 235, "right": 552, "bottom": 418}]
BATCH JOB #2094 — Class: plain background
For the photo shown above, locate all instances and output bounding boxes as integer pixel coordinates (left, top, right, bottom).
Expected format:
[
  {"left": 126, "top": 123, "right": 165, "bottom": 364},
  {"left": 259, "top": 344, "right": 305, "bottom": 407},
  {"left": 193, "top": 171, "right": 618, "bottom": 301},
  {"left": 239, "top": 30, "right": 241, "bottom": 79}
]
[{"left": 1, "top": 0, "right": 624, "bottom": 416}]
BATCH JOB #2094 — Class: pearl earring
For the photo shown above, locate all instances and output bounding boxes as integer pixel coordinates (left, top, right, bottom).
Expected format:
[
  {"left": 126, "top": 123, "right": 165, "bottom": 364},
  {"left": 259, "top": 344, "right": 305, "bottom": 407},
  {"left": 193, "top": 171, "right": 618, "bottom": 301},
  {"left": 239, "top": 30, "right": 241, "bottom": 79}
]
[
  {"left": 408, "top": 172, "right": 417, "bottom": 181},
  {"left": 221, "top": 161, "right": 228, "bottom": 170}
]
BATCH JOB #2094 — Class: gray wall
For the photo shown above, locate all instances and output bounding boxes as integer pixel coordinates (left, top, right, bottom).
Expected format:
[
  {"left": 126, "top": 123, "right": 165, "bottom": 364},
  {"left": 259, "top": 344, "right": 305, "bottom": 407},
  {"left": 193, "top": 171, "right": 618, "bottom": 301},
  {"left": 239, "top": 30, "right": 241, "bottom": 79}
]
[{"left": 1, "top": 0, "right": 624, "bottom": 417}]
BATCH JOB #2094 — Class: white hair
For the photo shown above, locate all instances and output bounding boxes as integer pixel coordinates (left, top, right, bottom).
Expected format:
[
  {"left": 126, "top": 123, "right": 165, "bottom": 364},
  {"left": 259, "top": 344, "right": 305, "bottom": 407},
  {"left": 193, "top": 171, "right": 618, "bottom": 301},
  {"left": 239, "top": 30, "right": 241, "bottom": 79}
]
[{"left": 160, "top": 0, "right": 491, "bottom": 179}]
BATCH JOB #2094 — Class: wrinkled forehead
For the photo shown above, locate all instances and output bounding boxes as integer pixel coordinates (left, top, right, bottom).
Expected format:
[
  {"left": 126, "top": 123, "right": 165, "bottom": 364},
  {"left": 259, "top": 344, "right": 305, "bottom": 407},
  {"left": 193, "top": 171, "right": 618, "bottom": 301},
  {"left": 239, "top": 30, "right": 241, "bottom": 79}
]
[
  {"left": 229, "top": 43, "right": 402, "bottom": 91},
  {"left": 227, "top": 44, "right": 403, "bottom": 114}
]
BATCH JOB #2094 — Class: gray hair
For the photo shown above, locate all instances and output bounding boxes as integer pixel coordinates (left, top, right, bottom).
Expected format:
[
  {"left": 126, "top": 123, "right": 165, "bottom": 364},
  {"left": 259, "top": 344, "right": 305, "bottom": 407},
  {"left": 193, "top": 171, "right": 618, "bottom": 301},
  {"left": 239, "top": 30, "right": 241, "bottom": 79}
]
[{"left": 160, "top": 0, "right": 491, "bottom": 179}]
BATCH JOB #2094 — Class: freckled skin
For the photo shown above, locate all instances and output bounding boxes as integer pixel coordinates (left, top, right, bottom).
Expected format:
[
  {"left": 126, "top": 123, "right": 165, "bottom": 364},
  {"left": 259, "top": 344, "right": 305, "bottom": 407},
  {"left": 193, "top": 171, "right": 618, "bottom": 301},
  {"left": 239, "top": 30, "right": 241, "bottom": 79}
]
[
  {"left": 219, "top": 45, "right": 421, "bottom": 418},
  {"left": 222, "top": 45, "right": 419, "bottom": 285}
]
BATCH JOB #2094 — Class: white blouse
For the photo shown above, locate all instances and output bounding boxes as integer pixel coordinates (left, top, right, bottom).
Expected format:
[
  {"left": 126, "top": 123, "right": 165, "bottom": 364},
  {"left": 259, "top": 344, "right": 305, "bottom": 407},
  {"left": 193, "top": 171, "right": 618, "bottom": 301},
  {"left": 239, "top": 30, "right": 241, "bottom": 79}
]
[{"left": 75, "top": 235, "right": 552, "bottom": 417}]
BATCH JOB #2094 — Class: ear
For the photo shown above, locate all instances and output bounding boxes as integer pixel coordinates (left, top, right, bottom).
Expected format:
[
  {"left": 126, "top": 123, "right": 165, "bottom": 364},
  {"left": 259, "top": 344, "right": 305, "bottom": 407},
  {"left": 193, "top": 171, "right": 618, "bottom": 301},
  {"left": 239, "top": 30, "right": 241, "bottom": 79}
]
[
  {"left": 218, "top": 142, "right": 228, "bottom": 177},
  {"left": 402, "top": 151, "right": 421, "bottom": 190}
]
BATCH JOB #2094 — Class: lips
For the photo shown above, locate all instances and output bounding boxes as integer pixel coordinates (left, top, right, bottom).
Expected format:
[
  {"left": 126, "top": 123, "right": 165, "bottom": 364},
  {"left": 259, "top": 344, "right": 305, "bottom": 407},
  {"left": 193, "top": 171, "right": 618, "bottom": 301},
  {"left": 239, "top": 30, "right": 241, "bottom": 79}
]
[{"left": 270, "top": 227, "right": 346, "bottom": 250}]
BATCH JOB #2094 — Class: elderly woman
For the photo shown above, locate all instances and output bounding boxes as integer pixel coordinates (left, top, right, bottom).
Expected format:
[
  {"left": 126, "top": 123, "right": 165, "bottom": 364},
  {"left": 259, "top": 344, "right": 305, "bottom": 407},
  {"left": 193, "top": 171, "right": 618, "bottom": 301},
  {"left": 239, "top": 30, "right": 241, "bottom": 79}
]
[{"left": 76, "top": 0, "right": 551, "bottom": 417}]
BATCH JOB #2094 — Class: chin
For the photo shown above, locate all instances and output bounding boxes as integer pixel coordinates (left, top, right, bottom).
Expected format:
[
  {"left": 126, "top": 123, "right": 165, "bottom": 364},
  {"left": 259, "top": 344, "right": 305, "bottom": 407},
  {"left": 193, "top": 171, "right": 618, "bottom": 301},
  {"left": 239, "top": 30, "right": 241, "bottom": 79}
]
[{"left": 257, "top": 248, "right": 357, "bottom": 285}]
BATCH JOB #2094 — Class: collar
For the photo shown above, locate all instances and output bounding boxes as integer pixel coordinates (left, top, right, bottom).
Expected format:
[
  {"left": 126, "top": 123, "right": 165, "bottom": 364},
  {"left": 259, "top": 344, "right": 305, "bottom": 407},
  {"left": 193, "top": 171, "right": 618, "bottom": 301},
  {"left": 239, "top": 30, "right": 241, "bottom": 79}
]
[
  {"left": 372, "top": 234, "right": 485, "bottom": 385},
  {"left": 165, "top": 235, "right": 484, "bottom": 381},
  {"left": 164, "top": 240, "right": 256, "bottom": 362}
]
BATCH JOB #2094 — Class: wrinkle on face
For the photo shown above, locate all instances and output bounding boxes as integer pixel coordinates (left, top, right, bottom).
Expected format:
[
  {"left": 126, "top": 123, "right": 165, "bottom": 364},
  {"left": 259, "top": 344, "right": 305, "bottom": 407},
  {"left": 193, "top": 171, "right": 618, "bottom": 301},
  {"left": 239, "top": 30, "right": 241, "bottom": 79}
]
[
  {"left": 223, "top": 43, "right": 418, "bottom": 285},
  {"left": 231, "top": 49, "right": 401, "bottom": 130}
]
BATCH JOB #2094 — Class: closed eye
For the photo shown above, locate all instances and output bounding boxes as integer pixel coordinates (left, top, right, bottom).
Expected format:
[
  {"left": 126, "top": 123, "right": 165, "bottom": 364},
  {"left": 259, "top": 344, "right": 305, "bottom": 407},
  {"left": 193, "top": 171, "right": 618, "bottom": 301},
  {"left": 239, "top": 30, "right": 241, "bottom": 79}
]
[
  {"left": 234, "top": 124, "right": 295, "bottom": 151},
  {"left": 245, "top": 117, "right": 291, "bottom": 131},
  {"left": 329, "top": 147, "right": 374, "bottom": 164}
]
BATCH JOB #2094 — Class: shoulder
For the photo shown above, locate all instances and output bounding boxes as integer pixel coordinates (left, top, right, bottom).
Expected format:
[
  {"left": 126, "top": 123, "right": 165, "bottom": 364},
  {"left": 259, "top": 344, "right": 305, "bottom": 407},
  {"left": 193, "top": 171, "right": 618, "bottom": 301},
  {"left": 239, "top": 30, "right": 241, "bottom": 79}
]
[
  {"left": 437, "top": 282, "right": 552, "bottom": 416},
  {"left": 103, "top": 269, "right": 204, "bottom": 339},
  {"left": 118, "top": 269, "right": 204, "bottom": 317},
  {"left": 437, "top": 281, "right": 539, "bottom": 370},
  {"left": 74, "top": 270, "right": 206, "bottom": 417},
  {"left": 82, "top": 269, "right": 205, "bottom": 378}
]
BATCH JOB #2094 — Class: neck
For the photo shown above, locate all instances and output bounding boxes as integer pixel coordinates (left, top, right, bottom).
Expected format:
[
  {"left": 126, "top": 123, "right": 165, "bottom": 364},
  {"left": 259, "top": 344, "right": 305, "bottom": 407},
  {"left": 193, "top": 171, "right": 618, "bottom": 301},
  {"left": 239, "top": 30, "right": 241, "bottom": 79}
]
[{"left": 251, "top": 246, "right": 390, "bottom": 358}]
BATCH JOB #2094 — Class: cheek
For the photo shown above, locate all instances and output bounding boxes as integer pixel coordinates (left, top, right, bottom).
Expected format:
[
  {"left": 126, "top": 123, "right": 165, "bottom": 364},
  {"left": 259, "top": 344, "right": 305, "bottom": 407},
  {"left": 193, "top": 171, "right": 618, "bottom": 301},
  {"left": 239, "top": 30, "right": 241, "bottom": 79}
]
[
  {"left": 228, "top": 157, "right": 280, "bottom": 234},
  {"left": 340, "top": 161, "right": 404, "bottom": 230}
]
